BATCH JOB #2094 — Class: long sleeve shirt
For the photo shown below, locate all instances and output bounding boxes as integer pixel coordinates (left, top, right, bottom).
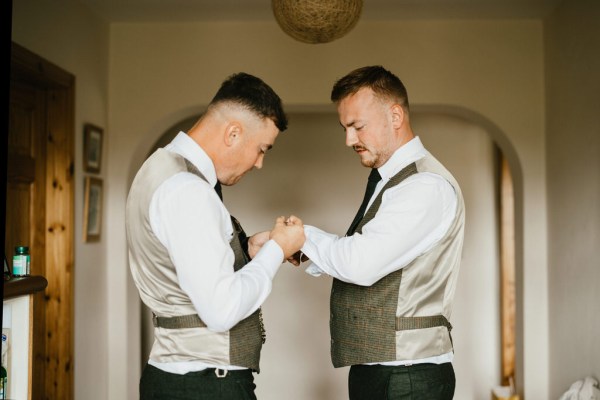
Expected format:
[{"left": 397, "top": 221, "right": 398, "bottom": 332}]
[
  {"left": 303, "top": 136, "right": 458, "bottom": 366},
  {"left": 148, "top": 132, "right": 283, "bottom": 373}
]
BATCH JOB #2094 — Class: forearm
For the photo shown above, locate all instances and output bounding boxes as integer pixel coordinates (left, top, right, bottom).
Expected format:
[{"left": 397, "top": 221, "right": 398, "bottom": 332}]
[
  {"left": 301, "top": 174, "right": 457, "bottom": 286},
  {"left": 178, "top": 240, "right": 283, "bottom": 332},
  {"left": 302, "top": 225, "right": 406, "bottom": 286}
]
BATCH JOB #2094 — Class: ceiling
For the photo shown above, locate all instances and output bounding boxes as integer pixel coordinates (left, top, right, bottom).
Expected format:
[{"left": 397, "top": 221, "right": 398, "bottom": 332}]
[{"left": 79, "top": 0, "right": 564, "bottom": 23}]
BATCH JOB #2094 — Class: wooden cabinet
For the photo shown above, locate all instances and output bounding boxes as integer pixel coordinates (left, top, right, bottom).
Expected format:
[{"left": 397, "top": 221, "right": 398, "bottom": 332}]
[{"left": 2, "top": 276, "right": 47, "bottom": 400}]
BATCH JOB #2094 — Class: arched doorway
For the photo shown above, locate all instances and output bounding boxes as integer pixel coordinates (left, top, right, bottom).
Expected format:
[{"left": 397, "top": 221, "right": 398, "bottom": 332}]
[{"left": 137, "top": 107, "right": 523, "bottom": 400}]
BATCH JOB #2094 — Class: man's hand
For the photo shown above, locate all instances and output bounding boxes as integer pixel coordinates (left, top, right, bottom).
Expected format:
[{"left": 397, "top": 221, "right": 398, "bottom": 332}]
[
  {"left": 269, "top": 216, "right": 305, "bottom": 261},
  {"left": 248, "top": 231, "right": 270, "bottom": 259},
  {"left": 287, "top": 250, "right": 310, "bottom": 267}
]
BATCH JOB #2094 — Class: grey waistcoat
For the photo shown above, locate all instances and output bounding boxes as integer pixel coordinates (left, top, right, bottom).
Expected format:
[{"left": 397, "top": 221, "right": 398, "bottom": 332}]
[
  {"left": 330, "top": 154, "right": 465, "bottom": 367},
  {"left": 126, "top": 148, "right": 263, "bottom": 371}
]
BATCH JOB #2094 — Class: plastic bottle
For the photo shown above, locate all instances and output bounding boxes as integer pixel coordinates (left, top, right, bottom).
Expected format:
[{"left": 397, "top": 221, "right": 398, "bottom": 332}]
[{"left": 12, "top": 246, "right": 30, "bottom": 277}]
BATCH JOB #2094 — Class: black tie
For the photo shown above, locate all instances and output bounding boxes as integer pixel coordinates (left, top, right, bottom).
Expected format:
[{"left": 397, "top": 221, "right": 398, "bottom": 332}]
[
  {"left": 214, "top": 181, "right": 250, "bottom": 258},
  {"left": 214, "top": 181, "right": 223, "bottom": 201},
  {"left": 215, "top": 181, "right": 265, "bottom": 343},
  {"left": 346, "top": 168, "right": 381, "bottom": 236}
]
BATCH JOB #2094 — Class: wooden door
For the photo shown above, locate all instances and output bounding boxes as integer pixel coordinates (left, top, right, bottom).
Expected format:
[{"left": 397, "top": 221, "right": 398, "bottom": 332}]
[
  {"left": 6, "top": 77, "right": 48, "bottom": 400},
  {"left": 6, "top": 43, "right": 74, "bottom": 400}
]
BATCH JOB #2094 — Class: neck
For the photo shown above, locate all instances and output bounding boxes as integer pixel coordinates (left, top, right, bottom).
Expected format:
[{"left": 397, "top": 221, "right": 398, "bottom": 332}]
[
  {"left": 392, "top": 126, "right": 415, "bottom": 152},
  {"left": 187, "top": 118, "right": 223, "bottom": 178}
]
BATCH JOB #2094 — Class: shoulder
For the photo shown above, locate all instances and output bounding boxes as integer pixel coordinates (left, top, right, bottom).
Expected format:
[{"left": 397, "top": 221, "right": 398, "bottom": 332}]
[
  {"left": 389, "top": 170, "right": 453, "bottom": 194},
  {"left": 382, "top": 171, "right": 456, "bottom": 212},
  {"left": 153, "top": 172, "right": 221, "bottom": 211}
]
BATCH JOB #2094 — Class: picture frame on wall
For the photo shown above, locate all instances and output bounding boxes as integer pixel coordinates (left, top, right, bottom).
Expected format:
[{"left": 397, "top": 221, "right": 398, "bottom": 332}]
[
  {"left": 83, "top": 123, "right": 103, "bottom": 173},
  {"left": 83, "top": 176, "right": 103, "bottom": 242}
]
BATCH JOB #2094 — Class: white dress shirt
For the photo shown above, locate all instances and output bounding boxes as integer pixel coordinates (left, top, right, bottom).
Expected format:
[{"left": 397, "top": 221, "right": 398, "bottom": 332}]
[
  {"left": 303, "top": 136, "right": 457, "bottom": 366},
  {"left": 148, "top": 132, "right": 284, "bottom": 373}
]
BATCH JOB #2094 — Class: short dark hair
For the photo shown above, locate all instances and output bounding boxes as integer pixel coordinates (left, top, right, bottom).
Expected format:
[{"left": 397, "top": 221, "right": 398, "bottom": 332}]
[
  {"left": 331, "top": 65, "right": 409, "bottom": 111},
  {"left": 209, "top": 72, "right": 288, "bottom": 131}
]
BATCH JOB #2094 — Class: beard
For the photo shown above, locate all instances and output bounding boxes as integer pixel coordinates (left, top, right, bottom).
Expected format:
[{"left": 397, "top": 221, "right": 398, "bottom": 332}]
[{"left": 353, "top": 145, "right": 378, "bottom": 168}]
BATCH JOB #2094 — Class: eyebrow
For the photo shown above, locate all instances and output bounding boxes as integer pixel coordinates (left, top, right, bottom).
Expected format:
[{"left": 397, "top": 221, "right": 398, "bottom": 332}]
[{"left": 340, "top": 119, "right": 361, "bottom": 128}]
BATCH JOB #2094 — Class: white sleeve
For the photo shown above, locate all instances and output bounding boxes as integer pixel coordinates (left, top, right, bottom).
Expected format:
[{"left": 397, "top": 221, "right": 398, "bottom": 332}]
[
  {"left": 150, "top": 173, "right": 284, "bottom": 332},
  {"left": 302, "top": 173, "right": 457, "bottom": 286}
]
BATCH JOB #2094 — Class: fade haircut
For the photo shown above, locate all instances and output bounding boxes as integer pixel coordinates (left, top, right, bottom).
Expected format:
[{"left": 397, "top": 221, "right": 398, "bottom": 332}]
[
  {"left": 209, "top": 72, "right": 288, "bottom": 132},
  {"left": 330, "top": 65, "right": 409, "bottom": 111}
]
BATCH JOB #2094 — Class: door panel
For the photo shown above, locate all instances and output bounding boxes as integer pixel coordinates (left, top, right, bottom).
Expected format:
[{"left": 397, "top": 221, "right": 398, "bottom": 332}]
[
  {"left": 6, "top": 77, "right": 48, "bottom": 400},
  {"left": 7, "top": 42, "right": 74, "bottom": 400}
]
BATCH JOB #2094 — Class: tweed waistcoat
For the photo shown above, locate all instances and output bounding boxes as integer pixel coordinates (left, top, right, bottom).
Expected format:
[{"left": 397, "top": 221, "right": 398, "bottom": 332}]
[
  {"left": 126, "top": 148, "right": 263, "bottom": 371},
  {"left": 330, "top": 154, "right": 465, "bottom": 367}
]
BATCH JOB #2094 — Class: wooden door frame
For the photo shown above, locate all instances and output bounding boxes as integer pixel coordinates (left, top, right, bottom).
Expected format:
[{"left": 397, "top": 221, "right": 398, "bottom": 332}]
[
  {"left": 499, "top": 152, "right": 517, "bottom": 388},
  {"left": 10, "top": 42, "right": 75, "bottom": 400}
]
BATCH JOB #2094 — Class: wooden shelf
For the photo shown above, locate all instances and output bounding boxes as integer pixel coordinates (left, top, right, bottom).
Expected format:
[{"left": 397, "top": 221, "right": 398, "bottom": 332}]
[{"left": 3, "top": 275, "right": 48, "bottom": 299}]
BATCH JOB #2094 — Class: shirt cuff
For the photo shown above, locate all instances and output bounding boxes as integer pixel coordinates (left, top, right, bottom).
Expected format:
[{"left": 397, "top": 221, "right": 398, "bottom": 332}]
[
  {"left": 300, "top": 225, "right": 322, "bottom": 255},
  {"left": 252, "top": 239, "right": 284, "bottom": 279},
  {"left": 301, "top": 225, "right": 329, "bottom": 277},
  {"left": 304, "top": 262, "right": 324, "bottom": 277}
]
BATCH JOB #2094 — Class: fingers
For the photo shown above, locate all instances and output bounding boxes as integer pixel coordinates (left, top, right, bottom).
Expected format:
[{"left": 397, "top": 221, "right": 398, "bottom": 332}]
[
  {"left": 248, "top": 231, "right": 270, "bottom": 259},
  {"left": 276, "top": 216, "right": 286, "bottom": 226},
  {"left": 286, "top": 250, "right": 308, "bottom": 267},
  {"left": 276, "top": 215, "right": 303, "bottom": 227},
  {"left": 249, "top": 231, "right": 270, "bottom": 244},
  {"left": 284, "top": 215, "right": 303, "bottom": 226},
  {"left": 286, "top": 256, "right": 301, "bottom": 267},
  {"left": 269, "top": 215, "right": 305, "bottom": 261}
]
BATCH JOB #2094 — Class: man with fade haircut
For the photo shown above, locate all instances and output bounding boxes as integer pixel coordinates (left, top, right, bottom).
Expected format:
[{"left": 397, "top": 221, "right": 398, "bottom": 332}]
[{"left": 127, "top": 72, "right": 305, "bottom": 399}]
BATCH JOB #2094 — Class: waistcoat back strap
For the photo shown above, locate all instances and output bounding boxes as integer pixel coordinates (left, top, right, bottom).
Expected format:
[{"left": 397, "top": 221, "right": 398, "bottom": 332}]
[
  {"left": 153, "top": 313, "right": 207, "bottom": 329},
  {"left": 395, "top": 315, "right": 452, "bottom": 331}
]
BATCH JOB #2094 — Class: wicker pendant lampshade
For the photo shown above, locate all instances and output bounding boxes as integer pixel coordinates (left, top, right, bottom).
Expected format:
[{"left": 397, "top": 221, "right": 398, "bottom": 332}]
[{"left": 272, "top": 0, "right": 363, "bottom": 44}]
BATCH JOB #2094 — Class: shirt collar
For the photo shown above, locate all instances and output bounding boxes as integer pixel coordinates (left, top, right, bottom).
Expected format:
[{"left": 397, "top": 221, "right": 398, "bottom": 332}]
[
  {"left": 377, "top": 136, "right": 428, "bottom": 182},
  {"left": 166, "top": 131, "right": 217, "bottom": 187}
]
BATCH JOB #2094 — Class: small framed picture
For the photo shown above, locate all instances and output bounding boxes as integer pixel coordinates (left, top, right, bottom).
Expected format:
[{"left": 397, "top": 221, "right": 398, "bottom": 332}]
[
  {"left": 83, "top": 123, "right": 103, "bottom": 173},
  {"left": 83, "top": 176, "right": 103, "bottom": 242}
]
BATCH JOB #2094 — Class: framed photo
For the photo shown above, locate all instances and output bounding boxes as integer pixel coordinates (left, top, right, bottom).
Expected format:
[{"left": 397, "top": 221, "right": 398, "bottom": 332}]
[
  {"left": 83, "top": 123, "right": 103, "bottom": 173},
  {"left": 83, "top": 176, "right": 103, "bottom": 242}
]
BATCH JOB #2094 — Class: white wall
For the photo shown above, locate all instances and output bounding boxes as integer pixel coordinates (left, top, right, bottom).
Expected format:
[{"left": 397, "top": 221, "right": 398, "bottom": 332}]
[
  {"left": 545, "top": 0, "right": 600, "bottom": 397},
  {"left": 10, "top": 3, "right": 562, "bottom": 397},
  {"left": 11, "top": 1, "right": 110, "bottom": 399},
  {"left": 110, "top": 19, "right": 547, "bottom": 399},
  {"left": 416, "top": 115, "right": 501, "bottom": 400}
]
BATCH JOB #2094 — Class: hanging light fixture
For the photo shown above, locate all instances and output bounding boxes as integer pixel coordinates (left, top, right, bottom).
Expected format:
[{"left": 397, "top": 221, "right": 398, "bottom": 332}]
[{"left": 272, "top": 0, "right": 363, "bottom": 44}]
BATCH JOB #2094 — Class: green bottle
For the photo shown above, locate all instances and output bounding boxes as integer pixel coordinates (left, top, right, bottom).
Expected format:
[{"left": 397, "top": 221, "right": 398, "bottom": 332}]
[{"left": 12, "top": 246, "right": 30, "bottom": 277}]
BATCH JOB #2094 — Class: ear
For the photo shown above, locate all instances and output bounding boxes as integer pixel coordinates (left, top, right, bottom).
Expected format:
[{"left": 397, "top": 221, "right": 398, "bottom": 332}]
[
  {"left": 224, "top": 122, "right": 243, "bottom": 147},
  {"left": 391, "top": 104, "right": 405, "bottom": 129}
]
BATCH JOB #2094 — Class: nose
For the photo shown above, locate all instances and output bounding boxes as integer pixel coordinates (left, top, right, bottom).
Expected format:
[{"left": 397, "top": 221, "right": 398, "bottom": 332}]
[
  {"left": 345, "top": 129, "right": 358, "bottom": 147},
  {"left": 254, "top": 154, "right": 264, "bottom": 170}
]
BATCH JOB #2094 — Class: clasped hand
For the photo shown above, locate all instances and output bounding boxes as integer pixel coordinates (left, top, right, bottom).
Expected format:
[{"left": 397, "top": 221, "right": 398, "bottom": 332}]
[{"left": 248, "top": 215, "right": 307, "bottom": 265}]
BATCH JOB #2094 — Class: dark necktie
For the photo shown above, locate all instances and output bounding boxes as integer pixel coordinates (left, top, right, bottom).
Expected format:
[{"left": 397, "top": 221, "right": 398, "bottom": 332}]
[
  {"left": 214, "top": 181, "right": 250, "bottom": 259},
  {"left": 214, "top": 181, "right": 223, "bottom": 201},
  {"left": 346, "top": 168, "right": 381, "bottom": 236},
  {"left": 215, "top": 181, "right": 265, "bottom": 343}
]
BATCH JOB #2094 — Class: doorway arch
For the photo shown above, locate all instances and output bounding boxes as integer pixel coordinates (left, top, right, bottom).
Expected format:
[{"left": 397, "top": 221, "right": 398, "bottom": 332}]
[{"left": 130, "top": 104, "right": 524, "bottom": 400}]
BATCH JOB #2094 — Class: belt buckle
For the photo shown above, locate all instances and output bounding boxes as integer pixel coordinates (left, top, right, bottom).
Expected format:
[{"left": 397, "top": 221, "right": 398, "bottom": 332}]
[{"left": 215, "top": 368, "right": 228, "bottom": 378}]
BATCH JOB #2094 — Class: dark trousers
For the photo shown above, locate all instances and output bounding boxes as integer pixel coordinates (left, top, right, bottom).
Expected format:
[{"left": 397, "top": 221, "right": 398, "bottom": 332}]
[
  {"left": 140, "top": 364, "right": 257, "bottom": 400},
  {"left": 348, "top": 363, "right": 455, "bottom": 400}
]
